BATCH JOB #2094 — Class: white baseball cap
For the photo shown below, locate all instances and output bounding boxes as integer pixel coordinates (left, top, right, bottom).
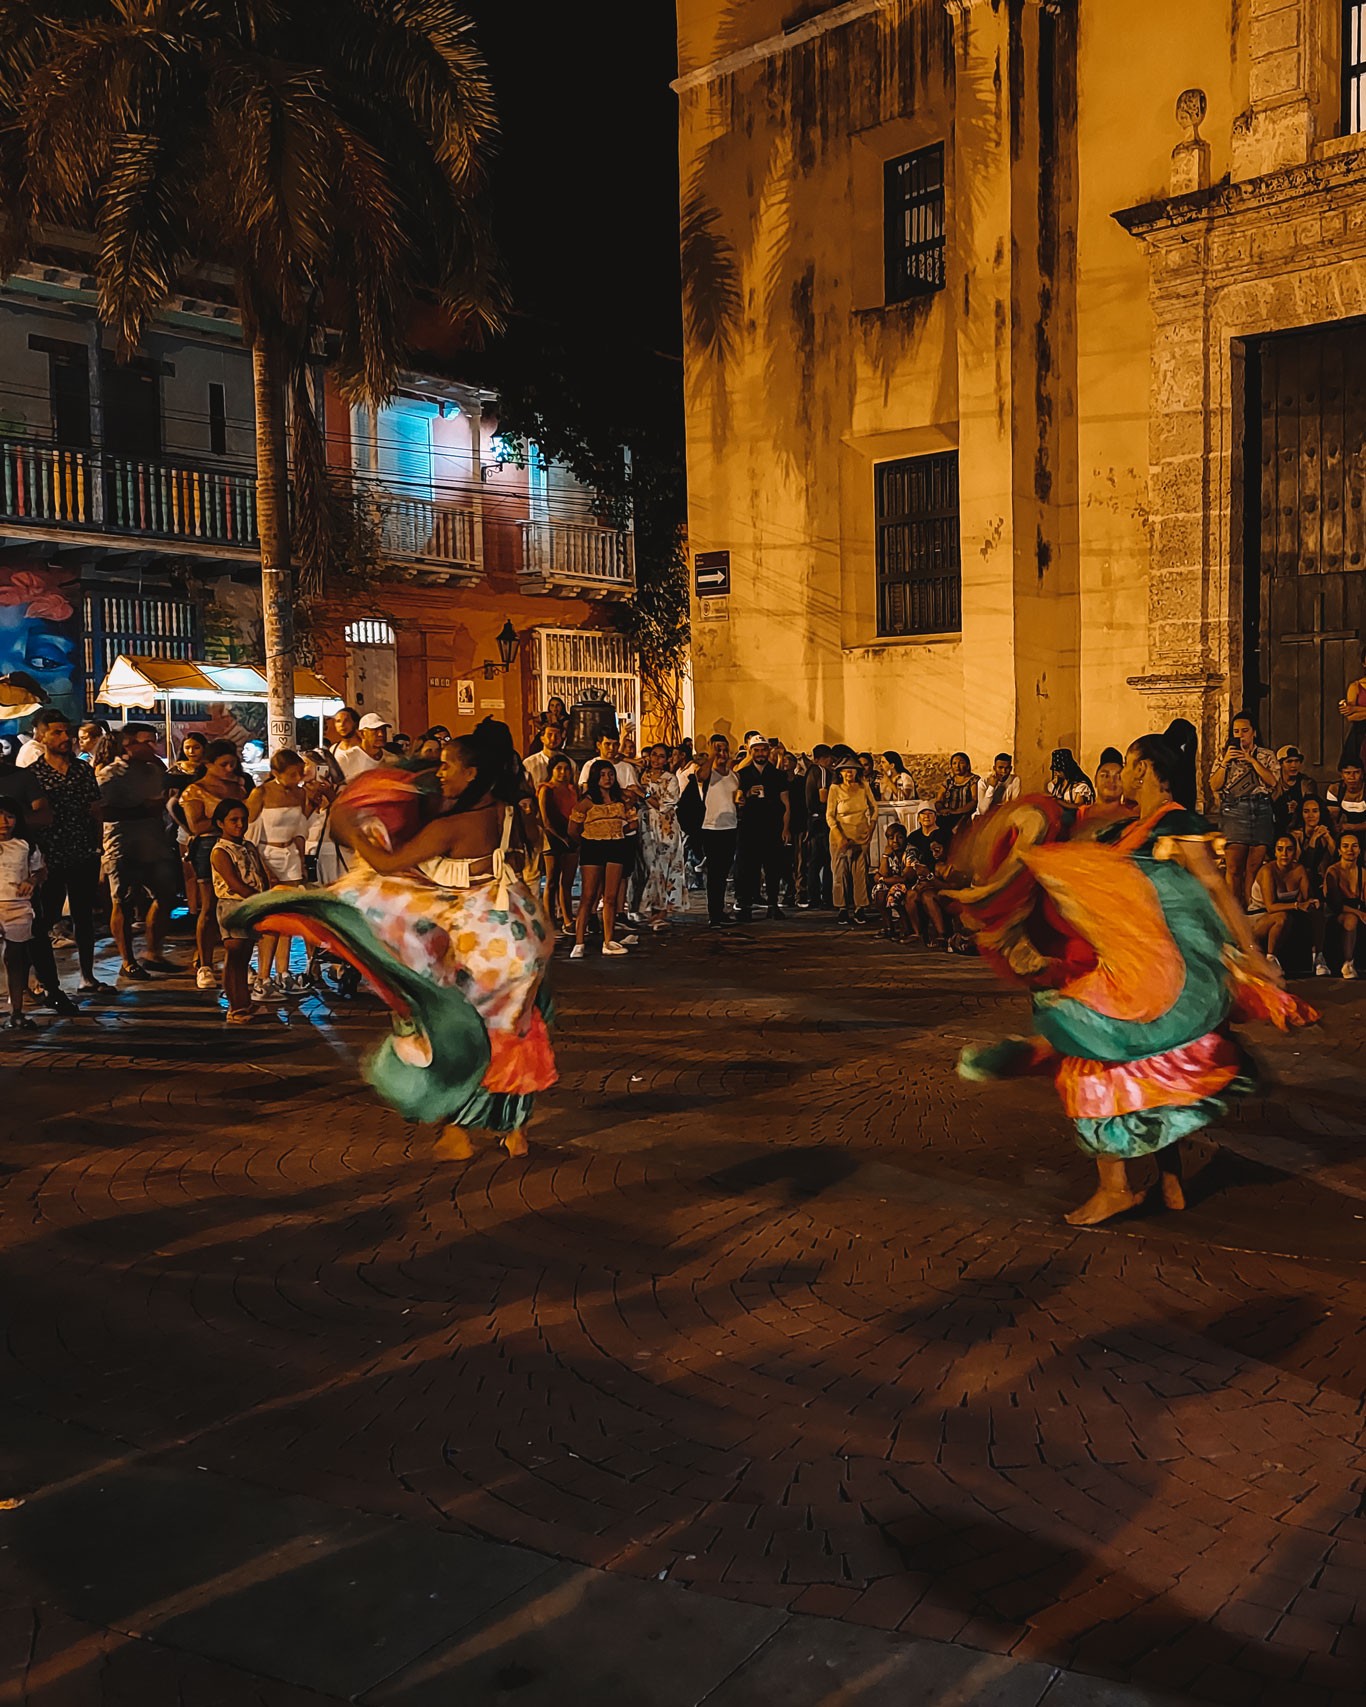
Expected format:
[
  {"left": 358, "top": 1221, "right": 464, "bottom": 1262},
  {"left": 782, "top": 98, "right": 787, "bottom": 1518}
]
[{"left": 358, "top": 712, "right": 389, "bottom": 731}]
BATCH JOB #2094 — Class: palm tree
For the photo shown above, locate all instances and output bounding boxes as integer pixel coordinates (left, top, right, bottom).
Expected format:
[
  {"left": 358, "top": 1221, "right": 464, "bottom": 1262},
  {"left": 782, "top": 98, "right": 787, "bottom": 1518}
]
[{"left": 0, "top": 0, "right": 500, "bottom": 743}]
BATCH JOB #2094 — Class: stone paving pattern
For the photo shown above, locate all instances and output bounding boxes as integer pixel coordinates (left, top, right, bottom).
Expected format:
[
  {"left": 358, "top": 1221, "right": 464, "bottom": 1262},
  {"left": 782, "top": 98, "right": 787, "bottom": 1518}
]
[{"left": 3, "top": 917, "right": 1366, "bottom": 1703}]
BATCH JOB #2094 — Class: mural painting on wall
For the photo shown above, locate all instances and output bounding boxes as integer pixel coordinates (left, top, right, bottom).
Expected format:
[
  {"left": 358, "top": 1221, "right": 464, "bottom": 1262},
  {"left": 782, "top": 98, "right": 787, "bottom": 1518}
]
[{"left": 0, "top": 565, "right": 81, "bottom": 730}]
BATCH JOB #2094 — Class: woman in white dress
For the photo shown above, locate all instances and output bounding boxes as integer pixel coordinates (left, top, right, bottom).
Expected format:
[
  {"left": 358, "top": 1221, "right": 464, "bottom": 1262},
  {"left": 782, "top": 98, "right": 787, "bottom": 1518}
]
[
  {"left": 639, "top": 742, "right": 687, "bottom": 928},
  {"left": 247, "top": 748, "right": 324, "bottom": 995}
]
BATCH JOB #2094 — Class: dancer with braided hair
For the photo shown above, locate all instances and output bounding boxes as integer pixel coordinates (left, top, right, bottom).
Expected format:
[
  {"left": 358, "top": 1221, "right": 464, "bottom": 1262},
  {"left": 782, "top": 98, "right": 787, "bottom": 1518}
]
[
  {"left": 950, "top": 729, "right": 1316, "bottom": 1226},
  {"left": 230, "top": 719, "right": 556, "bottom": 1160}
]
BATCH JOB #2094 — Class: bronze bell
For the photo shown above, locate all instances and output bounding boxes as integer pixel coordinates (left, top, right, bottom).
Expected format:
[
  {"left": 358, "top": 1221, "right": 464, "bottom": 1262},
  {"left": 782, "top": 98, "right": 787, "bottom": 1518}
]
[{"left": 565, "top": 689, "right": 618, "bottom": 763}]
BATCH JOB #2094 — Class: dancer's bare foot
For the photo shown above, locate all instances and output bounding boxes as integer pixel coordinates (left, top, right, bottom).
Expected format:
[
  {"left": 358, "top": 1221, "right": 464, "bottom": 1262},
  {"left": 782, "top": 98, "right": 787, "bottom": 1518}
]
[
  {"left": 1159, "top": 1172, "right": 1187, "bottom": 1211},
  {"left": 1064, "top": 1187, "right": 1146, "bottom": 1227},
  {"left": 434, "top": 1125, "right": 475, "bottom": 1161},
  {"left": 501, "top": 1130, "right": 529, "bottom": 1158}
]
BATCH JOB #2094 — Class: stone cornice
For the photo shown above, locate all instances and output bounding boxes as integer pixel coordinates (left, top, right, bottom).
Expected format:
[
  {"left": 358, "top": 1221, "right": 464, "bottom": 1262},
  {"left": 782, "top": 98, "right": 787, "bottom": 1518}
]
[
  {"left": 1114, "top": 145, "right": 1366, "bottom": 238},
  {"left": 673, "top": 0, "right": 893, "bottom": 93},
  {"left": 1127, "top": 671, "right": 1225, "bottom": 695}
]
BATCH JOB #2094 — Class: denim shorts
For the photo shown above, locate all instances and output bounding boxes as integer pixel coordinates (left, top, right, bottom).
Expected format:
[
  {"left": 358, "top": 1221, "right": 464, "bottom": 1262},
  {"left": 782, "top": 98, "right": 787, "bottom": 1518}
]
[{"left": 1220, "top": 796, "right": 1275, "bottom": 848}]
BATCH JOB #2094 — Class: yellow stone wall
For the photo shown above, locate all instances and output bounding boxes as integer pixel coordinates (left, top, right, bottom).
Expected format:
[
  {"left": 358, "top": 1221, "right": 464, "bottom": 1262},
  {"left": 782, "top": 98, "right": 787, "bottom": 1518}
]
[{"left": 677, "top": 0, "right": 1366, "bottom": 787}]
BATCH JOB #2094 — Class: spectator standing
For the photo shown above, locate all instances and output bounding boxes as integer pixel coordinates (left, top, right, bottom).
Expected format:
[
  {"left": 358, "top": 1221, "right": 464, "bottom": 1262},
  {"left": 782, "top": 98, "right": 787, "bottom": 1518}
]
[
  {"left": 1325, "top": 829, "right": 1365, "bottom": 977},
  {"left": 76, "top": 719, "right": 108, "bottom": 762},
  {"left": 331, "top": 707, "right": 387, "bottom": 781},
  {"left": 0, "top": 795, "right": 44, "bottom": 1029},
  {"left": 937, "top": 752, "right": 981, "bottom": 841},
  {"left": 639, "top": 743, "right": 686, "bottom": 928},
  {"left": 1047, "top": 748, "right": 1095, "bottom": 809},
  {"left": 733, "top": 735, "right": 790, "bottom": 921},
  {"left": 179, "top": 739, "right": 249, "bottom": 990},
  {"left": 1336, "top": 643, "right": 1366, "bottom": 769},
  {"left": 875, "top": 751, "right": 917, "bottom": 802},
  {"left": 975, "top": 753, "right": 1021, "bottom": 817},
  {"left": 827, "top": 755, "right": 877, "bottom": 925},
  {"left": 29, "top": 710, "right": 102, "bottom": 994},
  {"left": 247, "top": 748, "right": 319, "bottom": 996},
  {"left": 577, "top": 730, "right": 639, "bottom": 792},
  {"left": 96, "top": 725, "right": 178, "bottom": 980},
  {"left": 537, "top": 755, "right": 580, "bottom": 933},
  {"left": 0, "top": 730, "right": 75, "bottom": 1011},
  {"left": 569, "top": 759, "right": 637, "bottom": 958},
  {"left": 523, "top": 723, "right": 566, "bottom": 791},
  {"left": 777, "top": 747, "right": 803, "bottom": 908},
  {"left": 688, "top": 735, "right": 740, "bottom": 929},
  {"left": 210, "top": 798, "right": 274, "bottom": 1023},
  {"left": 1327, "top": 759, "right": 1366, "bottom": 836},
  {"left": 1210, "top": 711, "right": 1278, "bottom": 906},
  {"left": 535, "top": 696, "right": 569, "bottom": 739},
  {"left": 803, "top": 744, "right": 835, "bottom": 908}
]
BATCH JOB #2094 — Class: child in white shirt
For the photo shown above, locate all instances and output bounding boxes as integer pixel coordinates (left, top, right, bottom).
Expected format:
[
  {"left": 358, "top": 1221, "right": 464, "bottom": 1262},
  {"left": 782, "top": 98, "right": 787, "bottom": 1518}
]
[{"left": 0, "top": 796, "right": 45, "bottom": 1030}]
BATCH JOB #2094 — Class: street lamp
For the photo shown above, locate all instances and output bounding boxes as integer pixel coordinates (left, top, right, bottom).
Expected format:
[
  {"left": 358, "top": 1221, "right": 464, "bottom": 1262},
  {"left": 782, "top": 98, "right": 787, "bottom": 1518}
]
[{"left": 482, "top": 619, "right": 521, "bottom": 681}]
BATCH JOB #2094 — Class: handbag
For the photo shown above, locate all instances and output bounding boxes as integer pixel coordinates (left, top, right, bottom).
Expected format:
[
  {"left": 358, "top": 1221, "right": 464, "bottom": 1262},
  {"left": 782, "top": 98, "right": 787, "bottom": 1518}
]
[{"left": 677, "top": 774, "right": 705, "bottom": 838}]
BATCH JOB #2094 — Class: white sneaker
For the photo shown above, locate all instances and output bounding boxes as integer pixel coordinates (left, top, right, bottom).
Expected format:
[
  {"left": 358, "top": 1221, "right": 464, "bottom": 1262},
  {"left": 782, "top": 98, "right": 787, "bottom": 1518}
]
[
  {"left": 195, "top": 965, "right": 217, "bottom": 990},
  {"left": 619, "top": 933, "right": 640, "bottom": 947},
  {"left": 1314, "top": 953, "right": 1331, "bottom": 977},
  {"left": 285, "top": 972, "right": 314, "bottom": 995},
  {"left": 602, "top": 940, "right": 629, "bottom": 956},
  {"left": 1344, "top": 962, "right": 1359, "bottom": 980},
  {"left": 250, "top": 977, "right": 273, "bottom": 1002},
  {"left": 569, "top": 944, "right": 585, "bottom": 960}
]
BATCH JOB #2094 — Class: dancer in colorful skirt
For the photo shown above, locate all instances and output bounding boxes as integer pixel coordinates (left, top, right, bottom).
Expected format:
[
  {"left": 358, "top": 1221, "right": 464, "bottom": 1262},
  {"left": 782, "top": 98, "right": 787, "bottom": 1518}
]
[
  {"left": 949, "top": 730, "right": 1316, "bottom": 1226},
  {"left": 229, "top": 719, "right": 556, "bottom": 1160}
]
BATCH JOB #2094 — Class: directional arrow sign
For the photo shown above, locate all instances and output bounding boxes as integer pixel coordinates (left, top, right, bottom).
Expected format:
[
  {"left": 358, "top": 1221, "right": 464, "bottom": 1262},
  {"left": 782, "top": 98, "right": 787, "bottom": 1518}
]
[{"left": 694, "top": 549, "right": 731, "bottom": 598}]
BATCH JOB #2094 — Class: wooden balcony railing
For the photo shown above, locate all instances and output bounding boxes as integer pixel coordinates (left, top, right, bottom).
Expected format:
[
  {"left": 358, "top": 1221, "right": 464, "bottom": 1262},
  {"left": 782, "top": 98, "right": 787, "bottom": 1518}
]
[
  {"left": 368, "top": 487, "right": 476, "bottom": 567},
  {"left": 519, "top": 519, "right": 634, "bottom": 586}
]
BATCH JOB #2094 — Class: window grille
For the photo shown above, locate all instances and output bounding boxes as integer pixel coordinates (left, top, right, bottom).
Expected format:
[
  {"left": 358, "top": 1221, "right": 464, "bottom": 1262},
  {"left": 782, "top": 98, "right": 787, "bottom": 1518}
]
[
  {"left": 532, "top": 627, "right": 640, "bottom": 736},
  {"left": 884, "top": 144, "right": 946, "bottom": 304},
  {"left": 874, "top": 452, "right": 961, "bottom": 637},
  {"left": 345, "top": 618, "right": 395, "bottom": 646},
  {"left": 85, "top": 589, "right": 198, "bottom": 712},
  {"left": 1346, "top": 3, "right": 1366, "bottom": 133}
]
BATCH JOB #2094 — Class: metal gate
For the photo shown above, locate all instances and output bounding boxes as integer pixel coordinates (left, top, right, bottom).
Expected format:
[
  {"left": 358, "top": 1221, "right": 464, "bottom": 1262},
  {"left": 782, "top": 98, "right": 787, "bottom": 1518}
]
[
  {"left": 532, "top": 626, "right": 640, "bottom": 736},
  {"left": 1252, "top": 323, "right": 1366, "bottom": 768}
]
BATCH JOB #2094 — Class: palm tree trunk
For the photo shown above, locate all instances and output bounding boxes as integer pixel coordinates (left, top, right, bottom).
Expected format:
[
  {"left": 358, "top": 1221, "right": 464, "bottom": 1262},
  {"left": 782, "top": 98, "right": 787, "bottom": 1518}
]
[{"left": 252, "top": 335, "right": 295, "bottom": 750}]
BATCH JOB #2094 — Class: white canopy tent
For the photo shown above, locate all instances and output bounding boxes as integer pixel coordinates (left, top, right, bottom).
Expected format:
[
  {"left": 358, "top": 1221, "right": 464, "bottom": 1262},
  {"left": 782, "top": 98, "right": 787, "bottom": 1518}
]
[{"left": 95, "top": 655, "right": 344, "bottom": 753}]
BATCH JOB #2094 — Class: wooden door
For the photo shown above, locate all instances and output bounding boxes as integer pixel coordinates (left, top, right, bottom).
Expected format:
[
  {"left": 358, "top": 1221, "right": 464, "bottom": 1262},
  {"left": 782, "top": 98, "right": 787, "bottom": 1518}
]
[{"left": 1257, "top": 324, "right": 1366, "bottom": 769}]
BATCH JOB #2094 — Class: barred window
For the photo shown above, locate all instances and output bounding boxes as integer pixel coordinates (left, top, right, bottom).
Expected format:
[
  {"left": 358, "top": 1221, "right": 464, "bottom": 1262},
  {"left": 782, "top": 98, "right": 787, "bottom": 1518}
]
[
  {"left": 1346, "top": 3, "right": 1366, "bottom": 133},
  {"left": 345, "top": 619, "right": 395, "bottom": 646},
  {"left": 884, "top": 144, "right": 946, "bottom": 304},
  {"left": 875, "top": 452, "right": 961, "bottom": 638}
]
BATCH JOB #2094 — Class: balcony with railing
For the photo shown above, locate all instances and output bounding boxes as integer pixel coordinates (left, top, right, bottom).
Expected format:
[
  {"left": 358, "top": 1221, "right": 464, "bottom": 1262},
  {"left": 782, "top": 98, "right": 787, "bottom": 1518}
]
[
  {"left": 360, "top": 481, "right": 478, "bottom": 583},
  {"left": 518, "top": 518, "right": 634, "bottom": 599},
  {"left": 0, "top": 437, "right": 260, "bottom": 557}
]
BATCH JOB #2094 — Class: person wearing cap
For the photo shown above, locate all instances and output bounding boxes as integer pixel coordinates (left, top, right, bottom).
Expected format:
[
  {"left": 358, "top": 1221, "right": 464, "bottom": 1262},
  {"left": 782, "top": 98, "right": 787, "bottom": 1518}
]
[
  {"left": 334, "top": 712, "right": 389, "bottom": 781},
  {"left": 733, "top": 735, "right": 790, "bottom": 921},
  {"left": 827, "top": 753, "right": 878, "bottom": 925},
  {"left": 1273, "top": 744, "right": 1312, "bottom": 838}
]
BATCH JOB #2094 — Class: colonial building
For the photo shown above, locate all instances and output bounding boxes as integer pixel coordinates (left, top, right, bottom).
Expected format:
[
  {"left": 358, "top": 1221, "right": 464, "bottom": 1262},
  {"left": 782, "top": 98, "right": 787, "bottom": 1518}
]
[
  {"left": 0, "top": 237, "right": 640, "bottom": 751},
  {"left": 675, "top": 0, "right": 1366, "bottom": 781}
]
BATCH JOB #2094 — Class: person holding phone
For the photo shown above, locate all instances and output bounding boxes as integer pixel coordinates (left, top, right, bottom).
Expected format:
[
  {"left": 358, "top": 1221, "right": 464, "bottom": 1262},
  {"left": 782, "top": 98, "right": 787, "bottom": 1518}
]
[{"left": 1209, "top": 710, "right": 1277, "bottom": 907}]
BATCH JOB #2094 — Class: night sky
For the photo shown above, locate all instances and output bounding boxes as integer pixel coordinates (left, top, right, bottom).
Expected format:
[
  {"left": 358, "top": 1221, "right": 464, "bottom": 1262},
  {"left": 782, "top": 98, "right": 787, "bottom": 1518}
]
[{"left": 468, "top": 3, "right": 683, "bottom": 364}]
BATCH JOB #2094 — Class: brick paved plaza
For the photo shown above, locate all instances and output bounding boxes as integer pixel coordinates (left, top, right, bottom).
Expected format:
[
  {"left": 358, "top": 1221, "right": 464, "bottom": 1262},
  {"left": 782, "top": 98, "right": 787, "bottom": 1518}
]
[{"left": 3, "top": 916, "right": 1366, "bottom": 1705}]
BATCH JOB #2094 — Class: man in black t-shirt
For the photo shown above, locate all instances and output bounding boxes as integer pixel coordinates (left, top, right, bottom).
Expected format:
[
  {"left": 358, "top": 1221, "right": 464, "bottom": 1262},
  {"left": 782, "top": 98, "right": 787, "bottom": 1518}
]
[
  {"left": 1273, "top": 744, "right": 1313, "bottom": 837},
  {"left": 733, "top": 736, "right": 790, "bottom": 922}
]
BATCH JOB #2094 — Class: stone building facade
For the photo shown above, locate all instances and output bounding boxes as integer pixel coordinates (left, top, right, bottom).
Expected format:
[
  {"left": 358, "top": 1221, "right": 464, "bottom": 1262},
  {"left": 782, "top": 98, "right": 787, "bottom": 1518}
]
[{"left": 675, "top": 0, "right": 1366, "bottom": 784}]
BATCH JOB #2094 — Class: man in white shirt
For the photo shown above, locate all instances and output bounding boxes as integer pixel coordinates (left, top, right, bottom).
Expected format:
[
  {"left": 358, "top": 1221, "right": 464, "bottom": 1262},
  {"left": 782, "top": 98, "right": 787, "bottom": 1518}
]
[
  {"left": 975, "top": 752, "right": 1022, "bottom": 817},
  {"left": 683, "top": 733, "right": 740, "bottom": 928},
  {"left": 578, "top": 731, "right": 640, "bottom": 794},
  {"left": 333, "top": 710, "right": 388, "bottom": 781},
  {"left": 524, "top": 723, "right": 566, "bottom": 791}
]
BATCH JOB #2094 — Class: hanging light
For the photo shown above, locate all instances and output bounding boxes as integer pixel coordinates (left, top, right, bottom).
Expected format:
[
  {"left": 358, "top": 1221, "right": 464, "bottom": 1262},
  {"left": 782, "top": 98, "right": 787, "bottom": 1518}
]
[{"left": 483, "top": 619, "right": 521, "bottom": 680}]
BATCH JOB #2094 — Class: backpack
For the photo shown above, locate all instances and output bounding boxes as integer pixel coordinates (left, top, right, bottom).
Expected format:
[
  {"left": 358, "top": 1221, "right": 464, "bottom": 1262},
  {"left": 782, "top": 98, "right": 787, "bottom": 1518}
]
[{"left": 677, "top": 774, "right": 705, "bottom": 838}]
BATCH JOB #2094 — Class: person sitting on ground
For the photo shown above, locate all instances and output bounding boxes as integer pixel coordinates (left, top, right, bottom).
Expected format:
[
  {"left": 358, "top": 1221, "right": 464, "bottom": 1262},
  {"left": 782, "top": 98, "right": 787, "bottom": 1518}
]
[
  {"left": 1325, "top": 828, "right": 1366, "bottom": 979},
  {"left": 1327, "top": 759, "right": 1366, "bottom": 837},
  {"left": 1047, "top": 747, "right": 1095, "bottom": 808},
  {"left": 1294, "top": 796, "right": 1336, "bottom": 899},
  {"left": 975, "top": 752, "right": 1021, "bottom": 817},
  {"left": 827, "top": 755, "right": 877, "bottom": 926},
  {"left": 871, "top": 821, "right": 912, "bottom": 940},
  {"left": 1274, "top": 744, "right": 1313, "bottom": 837},
  {"left": 907, "top": 806, "right": 944, "bottom": 869},
  {"left": 210, "top": 798, "right": 275, "bottom": 1025},
  {"left": 0, "top": 795, "right": 45, "bottom": 1031},
  {"left": 1093, "top": 747, "right": 1126, "bottom": 808},
  {"left": 568, "top": 759, "right": 639, "bottom": 959},
  {"left": 936, "top": 752, "right": 980, "bottom": 841},
  {"left": 1247, "top": 834, "right": 1325, "bottom": 976}
]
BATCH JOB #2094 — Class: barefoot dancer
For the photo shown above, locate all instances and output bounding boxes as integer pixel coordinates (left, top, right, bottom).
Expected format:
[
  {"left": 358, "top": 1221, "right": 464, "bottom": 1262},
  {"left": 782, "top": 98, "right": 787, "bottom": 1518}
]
[
  {"left": 229, "top": 720, "right": 556, "bottom": 1159},
  {"left": 949, "top": 732, "right": 1317, "bottom": 1227}
]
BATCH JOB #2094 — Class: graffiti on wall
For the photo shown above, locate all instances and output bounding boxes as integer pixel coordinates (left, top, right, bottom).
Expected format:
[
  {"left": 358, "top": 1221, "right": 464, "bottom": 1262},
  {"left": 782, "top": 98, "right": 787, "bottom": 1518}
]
[{"left": 0, "top": 565, "right": 81, "bottom": 728}]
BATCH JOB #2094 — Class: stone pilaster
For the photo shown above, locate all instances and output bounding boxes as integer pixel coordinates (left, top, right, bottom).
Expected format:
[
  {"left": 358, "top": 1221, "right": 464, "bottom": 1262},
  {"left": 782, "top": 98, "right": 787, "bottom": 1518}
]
[{"left": 1231, "top": 0, "right": 1316, "bottom": 179}]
